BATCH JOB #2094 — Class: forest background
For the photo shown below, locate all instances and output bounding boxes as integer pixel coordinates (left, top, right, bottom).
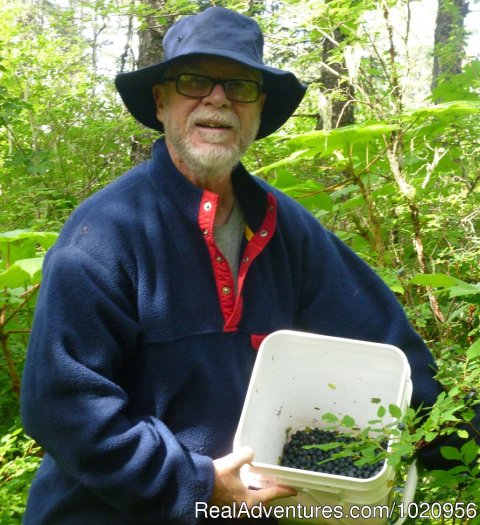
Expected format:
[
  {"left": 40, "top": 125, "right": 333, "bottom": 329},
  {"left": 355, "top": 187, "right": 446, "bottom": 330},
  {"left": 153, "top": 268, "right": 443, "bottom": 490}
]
[{"left": 1, "top": 0, "right": 480, "bottom": 522}]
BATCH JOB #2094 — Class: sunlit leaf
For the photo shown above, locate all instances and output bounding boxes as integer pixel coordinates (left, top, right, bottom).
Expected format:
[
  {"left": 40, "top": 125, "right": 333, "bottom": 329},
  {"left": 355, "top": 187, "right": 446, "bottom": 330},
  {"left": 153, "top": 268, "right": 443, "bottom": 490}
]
[
  {"left": 440, "top": 446, "right": 462, "bottom": 461},
  {"left": 461, "top": 439, "right": 479, "bottom": 465},
  {"left": 388, "top": 404, "right": 402, "bottom": 419},
  {"left": 409, "top": 273, "right": 462, "bottom": 288},
  {"left": 0, "top": 257, "right": 44, "bottom": 288},
  {"left": 467, "top": 340, "right": 480, "bottom": 361},
  {"left": 448, "top": 283, "right": 480, "bottom": 298}
]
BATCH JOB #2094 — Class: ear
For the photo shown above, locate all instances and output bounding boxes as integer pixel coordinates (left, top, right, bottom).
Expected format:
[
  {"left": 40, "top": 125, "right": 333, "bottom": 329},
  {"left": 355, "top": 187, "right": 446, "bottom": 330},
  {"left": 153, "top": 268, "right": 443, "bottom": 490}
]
[
  {"left": 152, "top": 84, "right": 167, "bottom": 123},
  {"left": 259, "top": 93, "right": 267, "bottom": 111}
]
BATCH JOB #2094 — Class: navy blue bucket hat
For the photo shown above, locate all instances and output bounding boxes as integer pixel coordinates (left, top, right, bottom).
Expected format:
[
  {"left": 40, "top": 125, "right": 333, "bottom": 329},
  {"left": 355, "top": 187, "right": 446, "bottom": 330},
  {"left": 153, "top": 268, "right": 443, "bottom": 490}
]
[{"left": 115, "top": 6, "right": 307, "bottom": 139}]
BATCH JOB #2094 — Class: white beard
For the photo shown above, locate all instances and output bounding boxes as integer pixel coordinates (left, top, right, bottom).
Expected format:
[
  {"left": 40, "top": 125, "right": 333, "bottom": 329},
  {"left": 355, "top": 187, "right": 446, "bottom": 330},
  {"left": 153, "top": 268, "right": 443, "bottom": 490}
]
[{"left": 162, "top": 105, "right": 260, "bottom": 181}]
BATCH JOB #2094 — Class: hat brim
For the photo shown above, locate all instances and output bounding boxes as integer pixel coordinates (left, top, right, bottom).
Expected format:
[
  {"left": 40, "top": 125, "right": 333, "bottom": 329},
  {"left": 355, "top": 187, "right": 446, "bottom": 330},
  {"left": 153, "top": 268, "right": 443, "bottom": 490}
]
[{"left": 115, "top": 49, "right": 307, "bottom": 140}]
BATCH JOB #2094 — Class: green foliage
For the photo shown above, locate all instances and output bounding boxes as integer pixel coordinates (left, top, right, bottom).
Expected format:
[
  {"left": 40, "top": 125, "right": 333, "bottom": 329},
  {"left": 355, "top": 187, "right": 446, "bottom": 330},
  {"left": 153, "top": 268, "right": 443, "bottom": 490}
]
[
  {"left": 0, "top": 230, "right": 58, "bottom": 521},
  {"left": 258, "top": 87, "right": 480, "bottom": 341},
  {"left": 0, "top": 230, "right": 58, "bottom": 397},
  {"left": 0, "top": 0, "right": 479, "bottom": 522},
  {"left": 270, "top": 169, "right": 333, "bottom": 213},
  {"left": 298, "top": 388, "right": 479, "bottom": 524},
  {"left": 246, "top": 3, "right": 480, "bottom": 520},
  {"left": 0, "top": 423, "right": 41, "bottom": 525},
  {"left": 310, "top": 389, "right": 478, "bottom": 470},
  {"left": 0, "top": 0, "right": 141, "bottom": 231}
]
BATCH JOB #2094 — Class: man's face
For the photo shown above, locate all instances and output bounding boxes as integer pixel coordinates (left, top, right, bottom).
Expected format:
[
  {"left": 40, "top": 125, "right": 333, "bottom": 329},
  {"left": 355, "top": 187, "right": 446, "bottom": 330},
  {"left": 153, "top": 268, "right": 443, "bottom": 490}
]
[{"left": 153, "top": 57, "right": 265, "bottom": 178}]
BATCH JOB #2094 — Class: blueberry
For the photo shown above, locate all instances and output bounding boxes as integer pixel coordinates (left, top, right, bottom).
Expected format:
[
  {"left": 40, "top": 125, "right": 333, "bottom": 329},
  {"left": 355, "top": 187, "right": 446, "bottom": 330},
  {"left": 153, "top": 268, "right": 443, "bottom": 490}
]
[
  {"left": 463, "top": 389, "right": 476, "bottom": 403},
  {"left": 280, "top": 427, "right": 386, "bottom": 478}
]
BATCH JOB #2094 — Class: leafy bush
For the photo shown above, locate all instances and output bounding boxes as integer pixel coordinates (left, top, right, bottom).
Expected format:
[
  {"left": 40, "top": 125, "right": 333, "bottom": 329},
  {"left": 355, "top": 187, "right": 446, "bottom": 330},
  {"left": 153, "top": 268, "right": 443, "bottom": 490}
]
[
  {"left": 0, "top": 422, "right": 41, "bottom": 525},
  {"left": 0, "top": 0, "right": 479, "bottom": 521}
]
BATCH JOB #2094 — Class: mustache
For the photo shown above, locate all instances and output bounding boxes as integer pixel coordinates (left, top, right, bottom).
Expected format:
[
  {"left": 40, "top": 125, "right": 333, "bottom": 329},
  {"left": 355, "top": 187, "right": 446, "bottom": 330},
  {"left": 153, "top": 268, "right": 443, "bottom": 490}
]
[{"left": 188, "top": 108, "right": 241, "bottom": 130}]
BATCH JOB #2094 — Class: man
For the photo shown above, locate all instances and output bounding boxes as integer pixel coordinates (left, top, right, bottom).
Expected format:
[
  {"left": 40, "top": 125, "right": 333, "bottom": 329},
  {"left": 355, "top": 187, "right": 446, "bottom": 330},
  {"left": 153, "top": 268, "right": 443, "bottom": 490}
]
[{"left": 20, "top": 6, "right": 477, "bottom": 525}]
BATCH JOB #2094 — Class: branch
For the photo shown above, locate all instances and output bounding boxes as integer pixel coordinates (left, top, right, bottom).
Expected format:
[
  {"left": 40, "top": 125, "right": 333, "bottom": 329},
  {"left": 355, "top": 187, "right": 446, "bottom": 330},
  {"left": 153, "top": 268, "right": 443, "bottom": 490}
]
[
  {"left": 0, "top": 334, "right": 20, "bottom": 398},
  {"left": 1, "top": 284, "right": 40, "bottom": 328}
]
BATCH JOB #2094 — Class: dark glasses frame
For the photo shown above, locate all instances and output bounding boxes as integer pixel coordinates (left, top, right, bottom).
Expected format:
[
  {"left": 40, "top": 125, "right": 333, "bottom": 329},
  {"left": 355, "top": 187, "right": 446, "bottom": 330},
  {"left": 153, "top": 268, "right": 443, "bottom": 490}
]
[{"left": 162, "top": 73, "right": 263, "bottom": 103}]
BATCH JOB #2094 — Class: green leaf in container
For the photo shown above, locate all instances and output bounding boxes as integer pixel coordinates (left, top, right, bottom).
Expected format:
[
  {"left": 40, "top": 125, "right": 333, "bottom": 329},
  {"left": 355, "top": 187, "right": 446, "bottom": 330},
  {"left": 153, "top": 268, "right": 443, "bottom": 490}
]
[
  {"left": 388, "top": 404, "right": 402, "bottom": 419},
  {"left": 377, "top": 405, "right": 386, "bottom": 418},
  {"left": 322, "top": 412, "right": 339, "bottom": 423},
  {"left": 341, "top": 415, "right": 356, "bottom": 428}
]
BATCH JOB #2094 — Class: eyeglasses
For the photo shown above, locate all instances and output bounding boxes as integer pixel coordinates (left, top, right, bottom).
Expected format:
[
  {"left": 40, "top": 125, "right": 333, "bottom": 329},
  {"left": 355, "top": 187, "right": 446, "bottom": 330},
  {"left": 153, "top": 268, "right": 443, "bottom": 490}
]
[{"left": 162, "top": 73, "right": 262, "bottom": 103}]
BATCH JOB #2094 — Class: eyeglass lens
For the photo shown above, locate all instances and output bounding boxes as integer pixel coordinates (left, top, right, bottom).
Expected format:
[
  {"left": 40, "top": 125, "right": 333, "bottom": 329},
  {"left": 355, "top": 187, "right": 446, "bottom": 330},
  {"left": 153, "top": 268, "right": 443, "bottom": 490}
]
[{"left": 174, "top": 74, "right": 260, "bottom": 102}]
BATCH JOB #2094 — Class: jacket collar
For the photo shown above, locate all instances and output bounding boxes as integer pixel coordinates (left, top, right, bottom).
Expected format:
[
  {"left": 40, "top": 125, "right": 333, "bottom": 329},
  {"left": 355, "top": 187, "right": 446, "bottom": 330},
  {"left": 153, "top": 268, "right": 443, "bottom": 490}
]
[{"left": 149, "top": 138, "right": 271, "bottom": 233}]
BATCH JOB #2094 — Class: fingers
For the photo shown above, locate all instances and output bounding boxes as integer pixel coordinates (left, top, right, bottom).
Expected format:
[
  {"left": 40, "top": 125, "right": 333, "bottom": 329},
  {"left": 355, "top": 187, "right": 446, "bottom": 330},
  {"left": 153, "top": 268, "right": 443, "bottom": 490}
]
[
  {"left": 210, "top": 447, "right": 255, "bottom": 507},
  {"left": 253, "top": 484, "right": 298, "bottom": 504},
  {"left": 227, "top": 448, "right": 297, "bottom": 503},
  {"left": 213, "top": 446, "right": 254, "bottom": 473},
  {"left": 225, "top": 446, "right": 255, "bottom": 470},
  {"left": 210, "top": 447, "right": 297, "bottom": 510}
]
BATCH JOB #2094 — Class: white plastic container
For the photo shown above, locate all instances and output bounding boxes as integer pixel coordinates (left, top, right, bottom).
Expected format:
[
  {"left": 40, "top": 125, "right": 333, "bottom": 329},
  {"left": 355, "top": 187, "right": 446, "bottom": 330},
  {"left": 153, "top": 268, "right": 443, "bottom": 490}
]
[{"left": 234, "top": 330, "right": 413, "bottom": 525}]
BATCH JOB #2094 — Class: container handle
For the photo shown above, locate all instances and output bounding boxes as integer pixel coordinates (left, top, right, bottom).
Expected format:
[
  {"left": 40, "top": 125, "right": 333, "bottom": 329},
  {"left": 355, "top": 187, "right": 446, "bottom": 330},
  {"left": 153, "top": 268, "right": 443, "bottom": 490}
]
[{"left": 390, "top": 459, "right": 418, "bottom": 525}]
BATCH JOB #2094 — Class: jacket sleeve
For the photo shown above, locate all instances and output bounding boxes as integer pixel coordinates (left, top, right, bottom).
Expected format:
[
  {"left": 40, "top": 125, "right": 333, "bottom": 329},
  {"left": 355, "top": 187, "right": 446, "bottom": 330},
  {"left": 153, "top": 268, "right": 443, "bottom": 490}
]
[
  {"left": 20, "top": 246, "right": 214, "bottom": 523},
  {"left": 295, "top": 225, "right": 480, "bottom": 469}
]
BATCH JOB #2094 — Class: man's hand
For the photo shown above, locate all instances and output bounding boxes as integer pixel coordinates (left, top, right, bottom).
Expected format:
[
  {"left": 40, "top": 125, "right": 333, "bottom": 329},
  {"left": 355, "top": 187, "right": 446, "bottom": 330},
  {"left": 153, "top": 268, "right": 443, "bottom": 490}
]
[{"left": 210, "top": 446, "right": 297, "bottom": 509}]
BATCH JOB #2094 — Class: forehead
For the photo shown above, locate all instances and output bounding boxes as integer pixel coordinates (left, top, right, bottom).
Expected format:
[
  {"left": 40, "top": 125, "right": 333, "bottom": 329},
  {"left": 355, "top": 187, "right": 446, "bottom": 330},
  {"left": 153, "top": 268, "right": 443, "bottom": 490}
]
[{"left": 166, "top": 56, "right": 261, "bottom": 80}]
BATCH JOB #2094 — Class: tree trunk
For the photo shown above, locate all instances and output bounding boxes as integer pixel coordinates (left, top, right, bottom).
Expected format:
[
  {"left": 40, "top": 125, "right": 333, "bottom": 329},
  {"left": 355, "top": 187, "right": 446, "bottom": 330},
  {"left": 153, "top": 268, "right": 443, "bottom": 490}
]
[
  {"left": 137, "top": 0, "right": 167, "bottom": 70},
  {"left": 131, "top": 0, "right": 171, "bottom": 164},
  {"left": 318, "top": 27, "right": 355, "bottom": 130},
  {"left": 431, "top": 0, "right": 469, "bottom": 92}
]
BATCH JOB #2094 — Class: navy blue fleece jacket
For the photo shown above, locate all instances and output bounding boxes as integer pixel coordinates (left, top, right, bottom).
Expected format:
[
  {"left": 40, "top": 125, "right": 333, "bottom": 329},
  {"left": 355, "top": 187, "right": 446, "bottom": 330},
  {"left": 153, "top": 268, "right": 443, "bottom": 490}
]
[{"left": 20, "top": 139, "right": 469, "bottom": 524}]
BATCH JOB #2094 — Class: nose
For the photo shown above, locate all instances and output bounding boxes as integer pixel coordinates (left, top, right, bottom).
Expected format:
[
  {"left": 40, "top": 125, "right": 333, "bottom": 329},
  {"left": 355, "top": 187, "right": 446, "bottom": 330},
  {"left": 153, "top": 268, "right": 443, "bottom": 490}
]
[{"left": 202, "top": 82, "right": 231, "bottom": 107}]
